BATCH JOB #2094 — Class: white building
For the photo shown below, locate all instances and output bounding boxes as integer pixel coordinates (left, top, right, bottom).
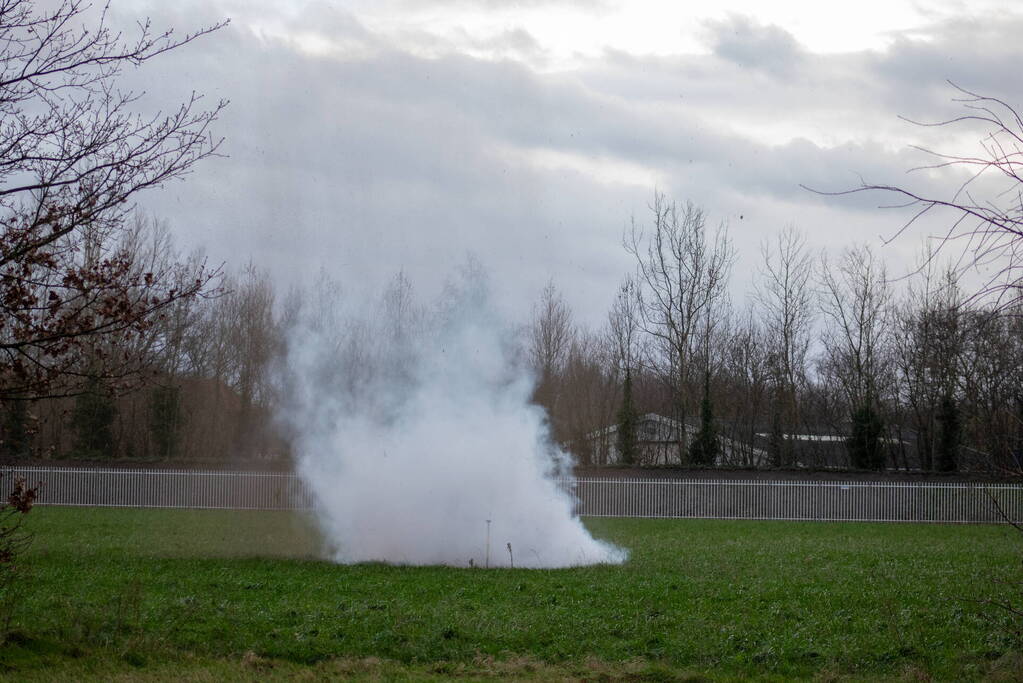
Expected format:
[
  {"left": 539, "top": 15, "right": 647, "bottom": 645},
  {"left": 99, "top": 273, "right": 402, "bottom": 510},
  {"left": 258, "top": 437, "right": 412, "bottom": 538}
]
[{"left": 586, "top": 413, "right": 767, "bottom": 466}]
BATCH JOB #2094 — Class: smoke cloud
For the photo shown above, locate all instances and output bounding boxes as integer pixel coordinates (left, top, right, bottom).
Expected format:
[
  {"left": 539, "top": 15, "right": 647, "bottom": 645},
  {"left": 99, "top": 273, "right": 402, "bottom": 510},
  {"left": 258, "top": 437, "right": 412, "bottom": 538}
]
[{"left": 282, "top": 264, "right": 626, "bottom": 568}]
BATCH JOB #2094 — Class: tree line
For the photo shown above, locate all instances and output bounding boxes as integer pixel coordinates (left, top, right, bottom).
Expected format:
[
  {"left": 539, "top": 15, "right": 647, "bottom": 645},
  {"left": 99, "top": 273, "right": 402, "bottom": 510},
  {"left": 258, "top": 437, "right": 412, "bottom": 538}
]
[
  {"left": 533, "top": 204, "right": 1022, "bottom": 473},
  {"left": 2, "top": 202, "right": 1020, "bottom": 474}
]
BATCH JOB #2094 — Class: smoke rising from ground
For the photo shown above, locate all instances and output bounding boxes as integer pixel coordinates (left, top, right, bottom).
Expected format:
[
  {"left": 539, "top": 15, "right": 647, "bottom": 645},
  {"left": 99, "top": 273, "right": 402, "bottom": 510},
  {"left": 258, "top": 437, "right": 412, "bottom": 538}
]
[{"left": 282, "top": 264, "right": 626, "bottom": 568}]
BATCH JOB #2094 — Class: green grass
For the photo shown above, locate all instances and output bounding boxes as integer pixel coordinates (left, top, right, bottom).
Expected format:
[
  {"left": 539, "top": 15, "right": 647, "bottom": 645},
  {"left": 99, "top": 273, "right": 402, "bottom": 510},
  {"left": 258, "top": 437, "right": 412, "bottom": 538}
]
[{"left": 2, "top": 507, "right": 1023, "bottom": 680}]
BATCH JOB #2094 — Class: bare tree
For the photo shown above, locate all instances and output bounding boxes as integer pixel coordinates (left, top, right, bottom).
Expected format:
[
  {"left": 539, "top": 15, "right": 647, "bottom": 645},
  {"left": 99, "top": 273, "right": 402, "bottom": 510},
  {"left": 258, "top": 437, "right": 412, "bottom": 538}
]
[
  {"left": 224, "top": 265, "right": 279, "bottom": 457},
  {"left": 720, "top": 307, "right": 770, "bottom": 467},
  {"left": 817, "top": 245, "right": 895, "bottom": 469},
  {"left": 811, "top": 84, "right": 1023, "bottom": 309},
  {"left": 624, "top": 192, "right": 735, "bottom": 463},
  {"left": 558, "top": 330, "right": 617, "bottom": 466},
  {"left": 605, "top": 277, "right": 642, "bottom": 465},
  {"left": 123, "top": 217, "right": 214, "bottom": 381},
  {"left": 606, "top": 276, "right": 641, "bottom": 376},
  {"left": 113, "top": 216, "right": 213, "bottom": 460},
  {"left": 754, "top": 226, "right": 814, "bottom": 466},
  {"left": 958, "top": 308, "right": 1023, "bottom": 472},
  {"left": 893, "top": 248, "right": 965, "bottom": 472},
  {"left": 380, "top": 269, "right": 425, "bottom": 389},
  {"left": 0, "top": 1, "right": 227, "bottom": 400},
  {"left": 529, "top": 280, "right": 574, "bottom": 378},
  {"left": 382, "top": 270, "right": 421, "bottom": 344},
  {"left": 528, "top": 280, "right": 574, "bottom": 439}
]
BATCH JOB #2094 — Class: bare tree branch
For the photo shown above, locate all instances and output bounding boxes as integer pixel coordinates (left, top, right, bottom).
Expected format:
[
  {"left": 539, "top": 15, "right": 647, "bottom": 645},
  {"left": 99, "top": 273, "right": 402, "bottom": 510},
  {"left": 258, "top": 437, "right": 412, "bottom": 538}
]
[{"left": 804, "top": 82, "right": 1023, "bottom": 311}]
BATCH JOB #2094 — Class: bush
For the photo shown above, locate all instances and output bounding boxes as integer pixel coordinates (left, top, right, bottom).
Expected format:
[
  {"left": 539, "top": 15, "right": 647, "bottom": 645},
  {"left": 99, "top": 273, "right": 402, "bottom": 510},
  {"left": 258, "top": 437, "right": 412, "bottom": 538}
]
[
  {"left": 0, "top": 400, "right": 30, "bottom": 459},
  {"left": 71, "top": 379, "right": 116, "bottom": 458},
  {"left": 688, "top": 374, "right": 720, "bottom": 466},
  {"left": 847, "top": 403, "right": 885, "bottom": 470},
  {"left": 935, "top": 395, "right": 960, "bottom": 473},
  {"left": 149, "top": 385, "right": 182, "bottom": 460},
  {"left": 616, "top": 371, "right": 638, "bottom": 465},
  {"left": 0, "top": 476, "right": 38, "bottom": 639}
]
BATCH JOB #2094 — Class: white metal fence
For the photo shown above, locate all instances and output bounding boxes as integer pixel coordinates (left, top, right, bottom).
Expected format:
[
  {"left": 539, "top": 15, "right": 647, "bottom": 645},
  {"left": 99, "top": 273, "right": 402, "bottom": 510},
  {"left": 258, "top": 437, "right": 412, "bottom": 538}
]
[
  {"left": 1, "top": 467, "right": 312, "bottom": 510},
  {"left": 2, "top": 466, "right": 1022, "bottom": 523},
  {"left": 568, "top": 478, "right": 1023, "bottom": 523}
]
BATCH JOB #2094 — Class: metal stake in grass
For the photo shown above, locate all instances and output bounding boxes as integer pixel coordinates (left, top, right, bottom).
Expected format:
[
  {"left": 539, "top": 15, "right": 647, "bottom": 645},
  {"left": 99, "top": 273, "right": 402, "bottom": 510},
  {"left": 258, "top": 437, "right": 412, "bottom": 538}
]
[{"left": 485, "top": 519, "right": 491, "bottom": 569}]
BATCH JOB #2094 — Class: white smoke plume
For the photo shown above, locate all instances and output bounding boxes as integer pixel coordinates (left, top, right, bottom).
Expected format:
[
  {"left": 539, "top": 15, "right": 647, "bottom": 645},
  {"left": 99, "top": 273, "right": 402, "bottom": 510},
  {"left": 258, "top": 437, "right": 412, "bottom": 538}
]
[{"left": 282, "top": 263, "right": 627, "bottom": 568}]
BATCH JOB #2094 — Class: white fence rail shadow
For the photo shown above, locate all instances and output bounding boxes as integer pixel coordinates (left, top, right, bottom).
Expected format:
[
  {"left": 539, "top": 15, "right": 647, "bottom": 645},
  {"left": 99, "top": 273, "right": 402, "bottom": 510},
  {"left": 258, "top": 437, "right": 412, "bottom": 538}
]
[{"left": 2, "top": 467, "right": 1022, "bottom": 523}]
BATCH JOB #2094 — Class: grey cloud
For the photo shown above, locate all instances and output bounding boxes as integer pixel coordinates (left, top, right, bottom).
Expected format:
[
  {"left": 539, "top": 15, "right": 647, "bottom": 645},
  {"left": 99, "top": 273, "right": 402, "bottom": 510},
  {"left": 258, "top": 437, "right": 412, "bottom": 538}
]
[
  {"left": 394, "top": 0, "right": 611, "bottom": 9},
  {"left": 704, "top": 15, "right": 804, "bottom": 75},
  {"left": 123, "top": 26, "right": 642, "bottom": 320},
  {"left": 466, "top": 26, "right": 544, "bottom": 58},
  {"left": 106, "top": 1, "right": 1023, "bottom": 326},
  {"left": 868, "top": 16, "right": 1023, "bottom": 121}
]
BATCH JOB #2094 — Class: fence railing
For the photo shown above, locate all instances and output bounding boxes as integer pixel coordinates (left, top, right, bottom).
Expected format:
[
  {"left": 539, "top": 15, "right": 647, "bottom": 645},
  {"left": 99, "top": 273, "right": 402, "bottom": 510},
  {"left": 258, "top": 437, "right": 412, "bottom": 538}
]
[
  {"left": 568, "top": 478, "right": 1023, "bottom": 523},
  {"left": 1, "top": 467, "right": 313, "bottom": 510},
  {"left": 2, "top": 466, "right": 1022, "bottom": 523}
]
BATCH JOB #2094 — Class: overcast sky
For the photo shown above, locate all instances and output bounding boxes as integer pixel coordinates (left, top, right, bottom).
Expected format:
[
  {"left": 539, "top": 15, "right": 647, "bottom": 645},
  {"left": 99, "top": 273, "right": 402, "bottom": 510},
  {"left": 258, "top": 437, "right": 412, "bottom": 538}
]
[{"left": 112, "top": 0, "right": 1022, "bottom": 325}]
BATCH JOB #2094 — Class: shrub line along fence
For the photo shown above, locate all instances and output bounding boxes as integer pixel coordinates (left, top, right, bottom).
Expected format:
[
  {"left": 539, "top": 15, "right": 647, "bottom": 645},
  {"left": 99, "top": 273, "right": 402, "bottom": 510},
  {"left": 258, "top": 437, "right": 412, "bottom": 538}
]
[{"left": 2, "top": 466, "right": 1022, "bottom": 524}]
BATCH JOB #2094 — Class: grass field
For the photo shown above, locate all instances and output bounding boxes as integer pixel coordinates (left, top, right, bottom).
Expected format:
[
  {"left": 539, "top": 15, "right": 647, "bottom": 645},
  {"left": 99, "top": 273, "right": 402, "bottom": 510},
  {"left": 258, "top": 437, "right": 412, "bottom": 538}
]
[{"left": 1, "top": 508, "right": 1022, "bottom": 680}]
